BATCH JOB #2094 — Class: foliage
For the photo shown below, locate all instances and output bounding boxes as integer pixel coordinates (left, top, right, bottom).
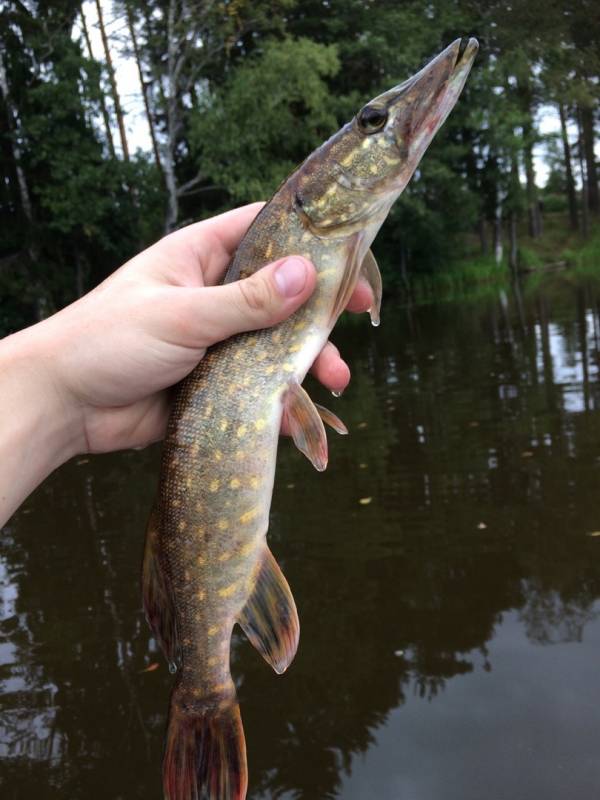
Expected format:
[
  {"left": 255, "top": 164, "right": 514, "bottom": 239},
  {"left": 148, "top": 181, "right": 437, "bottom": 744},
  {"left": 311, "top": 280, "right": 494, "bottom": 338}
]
[
  {"left": 0, "top": 0, "right": 599, "bottom": 333},
  {"left": 190, "top": 38, "right": 340, "bottom": 201}
]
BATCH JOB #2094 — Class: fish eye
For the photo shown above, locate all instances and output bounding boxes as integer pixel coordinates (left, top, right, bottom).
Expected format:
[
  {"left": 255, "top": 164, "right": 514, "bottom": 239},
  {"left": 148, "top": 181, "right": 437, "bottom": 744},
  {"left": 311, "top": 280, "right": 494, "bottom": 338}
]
[{"left": 357, "top": 105, "right": 388, "bottom": 134}]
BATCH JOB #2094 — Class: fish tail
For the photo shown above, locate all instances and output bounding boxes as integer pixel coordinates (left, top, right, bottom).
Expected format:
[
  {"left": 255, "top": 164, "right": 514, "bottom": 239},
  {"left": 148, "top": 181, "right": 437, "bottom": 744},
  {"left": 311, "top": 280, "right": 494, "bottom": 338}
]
[{"left": 163, "top": 686, "right": 247, "bottom": 800}]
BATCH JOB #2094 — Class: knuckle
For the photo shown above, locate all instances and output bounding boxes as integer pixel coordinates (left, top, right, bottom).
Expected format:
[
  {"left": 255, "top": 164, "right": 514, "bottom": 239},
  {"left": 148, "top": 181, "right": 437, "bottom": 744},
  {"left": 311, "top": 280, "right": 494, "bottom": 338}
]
[{"left": 238, "top": 276, "right": 273, "bottom": 314}]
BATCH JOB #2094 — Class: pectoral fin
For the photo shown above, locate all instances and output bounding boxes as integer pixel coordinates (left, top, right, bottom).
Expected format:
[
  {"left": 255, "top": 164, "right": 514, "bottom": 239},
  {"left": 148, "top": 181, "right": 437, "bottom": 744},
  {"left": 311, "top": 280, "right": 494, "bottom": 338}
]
[
  {"left": 315, "top": 403, "right": 348, "bottom": 435},
  {"left": 238, "top": 546, "right": 299, "bottom": 674},
  {"left": 330, "top": 232, "right": 365, "bottom": 322},
  {"left": 284, "top": 380, "right": 328, "bottom": 471},
  {"left": 361, "top": 249, "right": 382, "bottom": 327}
]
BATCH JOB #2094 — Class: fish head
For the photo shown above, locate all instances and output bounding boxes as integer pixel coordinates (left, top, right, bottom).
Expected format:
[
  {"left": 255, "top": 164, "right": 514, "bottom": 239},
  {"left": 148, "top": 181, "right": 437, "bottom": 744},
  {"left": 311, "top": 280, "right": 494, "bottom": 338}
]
[{"left": 294, "top": 37, "right": 479, "bottom": 236}]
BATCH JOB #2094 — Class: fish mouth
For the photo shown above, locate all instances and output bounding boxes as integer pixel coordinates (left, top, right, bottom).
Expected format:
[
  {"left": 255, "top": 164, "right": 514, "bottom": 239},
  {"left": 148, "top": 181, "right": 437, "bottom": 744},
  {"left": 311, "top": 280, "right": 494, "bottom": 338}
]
[{"left": 382, "top": 36, "right": 478, "bottom": 161}]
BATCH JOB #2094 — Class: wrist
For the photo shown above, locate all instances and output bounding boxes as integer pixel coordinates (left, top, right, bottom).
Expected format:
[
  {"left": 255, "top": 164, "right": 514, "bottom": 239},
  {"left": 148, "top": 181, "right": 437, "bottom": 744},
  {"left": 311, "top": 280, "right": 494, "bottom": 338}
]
[{"left": 0, "top": 323, "right": 84, "bottom": 524}]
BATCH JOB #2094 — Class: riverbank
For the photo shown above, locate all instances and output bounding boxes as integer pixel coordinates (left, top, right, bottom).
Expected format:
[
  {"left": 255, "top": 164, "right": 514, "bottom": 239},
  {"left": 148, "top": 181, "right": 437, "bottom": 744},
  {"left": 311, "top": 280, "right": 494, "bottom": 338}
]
[{"left": 408, "top": 214, "right": 600, "bottom": 303}]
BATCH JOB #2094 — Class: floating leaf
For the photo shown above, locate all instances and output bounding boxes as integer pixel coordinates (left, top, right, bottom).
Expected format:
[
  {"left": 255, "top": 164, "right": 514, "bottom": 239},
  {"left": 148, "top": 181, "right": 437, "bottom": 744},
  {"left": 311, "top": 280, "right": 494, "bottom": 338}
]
[
  {"left": 477, "top": 522, "right": 487, "bottom": 530},
  {"left": 286, "top": 483, "right": 295, "bottom": 489},
  {"left": 140, "top": 662, "right": 160, "bottom": 673},
  {"left": 357, "top": 422, "right": 368, "bottom": 429},
  {"left": 359, "top": 497, "right": 372, "bottom": 505},
  {"left": 359, "top": 463, "right": 368, "bottom": 469},
  {"left": 587, "top": 531, "right": 600, "bottom": 538}
]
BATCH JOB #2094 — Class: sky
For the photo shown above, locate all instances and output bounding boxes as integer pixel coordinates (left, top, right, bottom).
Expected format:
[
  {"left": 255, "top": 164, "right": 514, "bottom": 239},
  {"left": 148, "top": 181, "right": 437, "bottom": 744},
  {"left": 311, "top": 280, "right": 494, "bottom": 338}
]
[{"left": 76, "top": 0, "right": 580, "bottom": 189}]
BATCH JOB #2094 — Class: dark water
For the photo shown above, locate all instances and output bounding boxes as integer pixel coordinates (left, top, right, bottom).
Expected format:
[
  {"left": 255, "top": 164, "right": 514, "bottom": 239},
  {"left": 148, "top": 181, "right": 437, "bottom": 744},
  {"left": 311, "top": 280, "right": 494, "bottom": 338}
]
[{"left": 2, "top": 275, "right": 600, "bottom": 800}]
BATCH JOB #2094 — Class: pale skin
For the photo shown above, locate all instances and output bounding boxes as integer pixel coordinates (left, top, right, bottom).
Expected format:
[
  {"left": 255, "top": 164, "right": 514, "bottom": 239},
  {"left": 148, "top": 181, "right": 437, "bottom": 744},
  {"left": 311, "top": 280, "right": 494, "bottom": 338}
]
[{"left": 0, "top": 202, "right": 372, "bottom": 528}]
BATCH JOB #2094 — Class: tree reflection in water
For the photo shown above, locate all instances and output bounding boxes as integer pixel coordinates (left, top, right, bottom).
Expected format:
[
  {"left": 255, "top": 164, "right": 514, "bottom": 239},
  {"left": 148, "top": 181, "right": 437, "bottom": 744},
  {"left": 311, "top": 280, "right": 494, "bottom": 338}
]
[{"left": 2, "top": 275, "right": 600, "bottom": 799}]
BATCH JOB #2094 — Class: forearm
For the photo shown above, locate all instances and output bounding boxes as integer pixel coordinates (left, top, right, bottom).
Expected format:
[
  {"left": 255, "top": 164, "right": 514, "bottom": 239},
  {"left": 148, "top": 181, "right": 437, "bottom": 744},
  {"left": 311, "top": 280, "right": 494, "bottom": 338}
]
[{"left": 0, "top": 325, "right": 81, "bottom": 527}]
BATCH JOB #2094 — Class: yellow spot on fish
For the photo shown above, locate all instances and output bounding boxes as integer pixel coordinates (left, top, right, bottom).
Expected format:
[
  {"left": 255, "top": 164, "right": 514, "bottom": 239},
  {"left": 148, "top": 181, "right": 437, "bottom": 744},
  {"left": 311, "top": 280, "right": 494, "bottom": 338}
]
[
  {"left": 178, "top": 520, "right": 187, "bottom": 532},
  {"left": 237, "top": 424, "right": 247, "bottom": 437},
  {"left": 288, "top": 343, "right": 300, "bottom": 353},
  {"left": 218, "top": 551, "right": 232, "bottom": 562},
  {"left": 230, "top": 478, "right": 241, "bottom": 489},
  {"left": 240, "top": 540, "right": 258, "bottom": 556},
  {"left": 239, "top": 507, "right": 259, "bottom": 525},
  {"left": 208, "top": 626, "right": 219, "bottom": 636},
  {"left": 190, "top": 442, "right": 199, "bottom": 457},
  {"left": 264, "top": 242, "right": 273, "bottom": 259},
  {"left": 208, "top": 656, "right": 219, "bottom": 667},
  {"left": 255, "top": 419, "right": 266, "bottom": 431},
  {"left": 294, "top": 320, "right": 307, "bottom": 331},
  {"left": 220, "top": 419, "right": 228, "bottom": 432},
  {"left": 195, "top": 590, "right": 206, "bottom": 601},
  {"left": 197, "top": 554, "right": 207, "bottom": 566},
  {"left": 203, "top": 403, "right": 213, "bottom": 418},
  {"left": 185, "top": 476, "right": 192, "bottom": 489},
  {"left": 214, "top": 449, "right": 222, "bottom": 461},
  {"left": 218, "top": 519, "right": 229, "bottom": 531},
  {"left": 235, "top": 449, "right": 246, "bottom": 461},
  {"left": 172, "top": 498, "right": 181, "bottom": 508},
  {"left": 218, "top": 581, "right": 239, "bottom": 598},
  {"left": 214, "top": 682, "right": 230, "bottom": 693},
  {"left": 272, "top": 331, "right": 282, "bottom": 344},
  {"left": 247, "top": 336, "right": 258, "bottom": 346},
  {"left": 195, "top": 501, "right": 203, "bottom": 513},
  {"left": 265, "top": 364, "right": 276, "bottom": 374},
  {"left": 250, "top": 477, "right": 260, "bottom": 489},
  {"left": 209, "top": 479, "right": 220, "bottom": 492},
  {"left": 283, "top": 363, "right": 294, "bottom": 372},
  {"left": 256, "top": 351, "right": 268, "bottom": 361},
  {"left": 184, "top": 570, "right": 191, "bottom": 581}
]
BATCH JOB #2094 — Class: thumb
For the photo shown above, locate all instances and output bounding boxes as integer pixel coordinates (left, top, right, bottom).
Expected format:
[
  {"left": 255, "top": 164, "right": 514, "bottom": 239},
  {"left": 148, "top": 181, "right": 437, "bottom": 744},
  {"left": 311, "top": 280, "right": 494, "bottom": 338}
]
[{"left": 181, "top": 256, "right": 317, "bottom": 348}]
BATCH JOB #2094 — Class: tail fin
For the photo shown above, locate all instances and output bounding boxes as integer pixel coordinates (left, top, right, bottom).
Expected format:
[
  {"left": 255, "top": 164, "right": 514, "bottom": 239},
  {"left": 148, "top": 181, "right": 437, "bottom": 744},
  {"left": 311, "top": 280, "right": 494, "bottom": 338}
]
[{"left": 163, "top": 691, "right": 247, "bottom": 800}]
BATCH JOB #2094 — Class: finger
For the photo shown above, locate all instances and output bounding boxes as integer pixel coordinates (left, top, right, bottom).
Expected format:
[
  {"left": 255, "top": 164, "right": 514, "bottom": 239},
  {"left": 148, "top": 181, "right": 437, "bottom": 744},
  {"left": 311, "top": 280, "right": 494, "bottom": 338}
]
[
  {"left": 175, "top": 203, "right": 266, "bottom": 286},
  {"left": 168, "top": 256, "right": 317, "bottom": 349},
  {"left": 345, "top": 277, "right": 373, "bottom": 314},
  {"left": 309, "top": 341, "right": 351, "bottom": 395}
]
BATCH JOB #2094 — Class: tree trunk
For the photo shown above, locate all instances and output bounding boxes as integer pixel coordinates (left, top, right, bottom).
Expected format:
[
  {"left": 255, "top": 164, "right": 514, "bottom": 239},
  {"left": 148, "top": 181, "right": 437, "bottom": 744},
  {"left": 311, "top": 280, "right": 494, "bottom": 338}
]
[
  {"left": 494, "top": 190, "right": 503, "bottom": 266},
  {"left": 94, "top": 0, "right": 130, "bottom": 162},
  {"left": 508, "top": 212, "right": 518, "bottom": 275},
  {"left": 558, "top": 103, "right": 578, "bottom": 231},
  {"left": 580, "top": 104, "right": 599, "bottom": 214},
  {"left": 478, "top": 217, "right": 488, "bottom": 255},
  {"left": 0, "top": 52, "right": 34, "bottom": 228},
  {"left": 523, "top": 131, "right": 542, "bottom": 238},
  {"left": 125, "top": 3, "right": 164, "bottom": 179},
  {"left": 81, "top": 6, "right": 116, "bottom": 159},
  {"left": 163, "top": 0, "right": 182, "bottom": 232},
  {"left": 577, "top": 109, "right": 589, "bottom": 238}
]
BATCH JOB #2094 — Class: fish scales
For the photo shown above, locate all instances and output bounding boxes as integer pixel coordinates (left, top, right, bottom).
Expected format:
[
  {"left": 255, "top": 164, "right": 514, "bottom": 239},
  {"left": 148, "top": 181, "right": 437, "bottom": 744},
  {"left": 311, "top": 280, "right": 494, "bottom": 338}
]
[{"left": 144, "top": 37, "right": 478, "bottom": 800}]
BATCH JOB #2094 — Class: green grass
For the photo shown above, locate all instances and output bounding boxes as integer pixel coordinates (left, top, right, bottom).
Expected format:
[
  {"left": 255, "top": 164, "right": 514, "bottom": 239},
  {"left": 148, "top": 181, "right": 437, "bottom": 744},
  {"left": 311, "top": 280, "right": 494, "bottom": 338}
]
[{"left": 406, "top": 213, "right": 600, "bottom": 305}]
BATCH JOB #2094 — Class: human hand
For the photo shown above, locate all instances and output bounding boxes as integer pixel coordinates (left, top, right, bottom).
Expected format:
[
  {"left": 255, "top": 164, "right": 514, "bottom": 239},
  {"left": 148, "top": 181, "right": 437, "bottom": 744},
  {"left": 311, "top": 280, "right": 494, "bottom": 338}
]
[{"left": 23, "top": 203, "right": 372, "bottom": 457}]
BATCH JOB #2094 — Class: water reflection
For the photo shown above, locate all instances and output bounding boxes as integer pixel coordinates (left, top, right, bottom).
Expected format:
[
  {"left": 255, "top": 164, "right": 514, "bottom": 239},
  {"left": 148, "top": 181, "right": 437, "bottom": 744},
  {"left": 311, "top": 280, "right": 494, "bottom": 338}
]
[{"left": 2, "top": 274, "right": 600, "bottom": 798}]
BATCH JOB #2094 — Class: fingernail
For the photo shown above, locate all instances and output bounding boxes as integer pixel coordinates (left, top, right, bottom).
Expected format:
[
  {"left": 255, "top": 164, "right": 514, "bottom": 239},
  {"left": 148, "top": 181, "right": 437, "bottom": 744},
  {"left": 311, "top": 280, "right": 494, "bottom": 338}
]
[{"left": 274, "top": 257, "right": 309, "bottom": 297}]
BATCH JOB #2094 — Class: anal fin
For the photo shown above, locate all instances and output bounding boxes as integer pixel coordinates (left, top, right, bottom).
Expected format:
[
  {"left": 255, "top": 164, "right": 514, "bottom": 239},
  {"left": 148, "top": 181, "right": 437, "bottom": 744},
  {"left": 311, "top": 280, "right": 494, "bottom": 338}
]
[
  {"left": 142, "top": 505, "right": 180, "bottom": 671},
  {"left": 284, "top": 379, "right": 328, "bottom": 471},
  {"left": 238, "top": 546, "right": 299, "bottom": 675}
]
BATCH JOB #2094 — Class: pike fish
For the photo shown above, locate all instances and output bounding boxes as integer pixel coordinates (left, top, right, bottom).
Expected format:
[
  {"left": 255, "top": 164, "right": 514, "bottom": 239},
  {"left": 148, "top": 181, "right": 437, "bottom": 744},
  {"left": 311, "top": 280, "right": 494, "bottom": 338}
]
[{"left": 143, "top": 37, "right": 478, "bottom": 800}]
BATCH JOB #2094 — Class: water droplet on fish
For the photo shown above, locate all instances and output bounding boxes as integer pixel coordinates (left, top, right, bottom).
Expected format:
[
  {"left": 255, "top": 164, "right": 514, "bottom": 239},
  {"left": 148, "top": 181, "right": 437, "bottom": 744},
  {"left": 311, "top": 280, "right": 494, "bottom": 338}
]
[
  {"left": 331, "top": 389, "right": 343, "bottom": 398},
  {"left": 168, "top": 661, "right": 178, "bottom": 674},
  {"left": 370, "top": 317, "right": 380, "bottom": 327}
]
